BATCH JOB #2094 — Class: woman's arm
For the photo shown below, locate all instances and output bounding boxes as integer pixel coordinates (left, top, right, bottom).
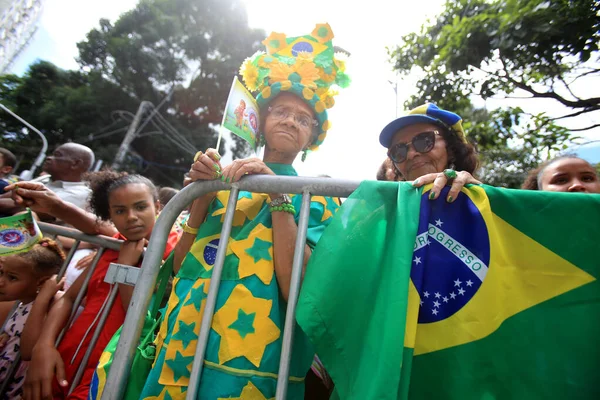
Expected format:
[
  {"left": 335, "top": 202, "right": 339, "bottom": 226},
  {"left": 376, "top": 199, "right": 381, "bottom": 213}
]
[
  {"left": 270, "top": 206, "right": 312, "bottom": 302},
  {"left": 6, "top": 182, "right": 117, "bottom": 236},
  {"left": 172, "top": 149, "right": 221, "bottom": 274},
  {"left": 173, "top": 196, "right": 214, "bottom": 274},
  {"left": 20, "top": 276, "right": 66, "bottom": 360}
]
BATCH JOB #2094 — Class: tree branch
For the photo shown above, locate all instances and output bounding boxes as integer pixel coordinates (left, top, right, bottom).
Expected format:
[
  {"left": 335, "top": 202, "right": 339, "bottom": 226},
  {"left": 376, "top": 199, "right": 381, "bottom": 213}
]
[
  {"left": 557, "top": 75, "right": 581, "bottom": 102},
  {"left": 490, "top": 55, "right": 600, "bottom": 109},
  {"left": 549, "top": 106, "right": 600, "bottom": 121},
  {"left": 569, "top": 123, "right": 600, "bottom": 132}
]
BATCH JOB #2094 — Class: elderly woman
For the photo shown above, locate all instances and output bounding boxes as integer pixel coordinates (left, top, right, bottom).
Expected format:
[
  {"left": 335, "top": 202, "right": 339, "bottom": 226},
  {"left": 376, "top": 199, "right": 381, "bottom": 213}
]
[
  {"left": 139, "top": 24, "right": 348, "bottom": 400},
  {"left": 522, "top": 155, "right": 600, "bottom": 193},
  {"left": 379, "top": 103, "right": 480, "bottom": 198}
]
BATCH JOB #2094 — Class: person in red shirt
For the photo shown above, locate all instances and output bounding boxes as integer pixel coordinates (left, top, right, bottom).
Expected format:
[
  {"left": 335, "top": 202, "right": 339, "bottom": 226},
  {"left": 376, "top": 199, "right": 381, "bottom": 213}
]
[{"left": 7, "top": 171, "right": 179, "bottom": 400}]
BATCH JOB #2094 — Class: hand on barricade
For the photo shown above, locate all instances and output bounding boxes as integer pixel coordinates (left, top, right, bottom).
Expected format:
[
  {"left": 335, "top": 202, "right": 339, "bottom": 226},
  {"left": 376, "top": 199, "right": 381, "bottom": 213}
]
[
  {"left": 75, "top": 251, "right": 97, "bottom": 270},
  {"left": 5, "top": 181, "right": 62, "bottom": 215},
  {"left": 23, "top": 344, "right": 68, "bottom": 400},
  {"left": 412, "top": 170, "right": 481, "bottom": 202},
  {"left": 220, "top": 157, "right": 275, "bottom": 183},
  {"left": 118, "top": 239, "right": 148, "bottom": 266},
  {"left": 38, "top": 275, "right": 65, "bottom": 301}
]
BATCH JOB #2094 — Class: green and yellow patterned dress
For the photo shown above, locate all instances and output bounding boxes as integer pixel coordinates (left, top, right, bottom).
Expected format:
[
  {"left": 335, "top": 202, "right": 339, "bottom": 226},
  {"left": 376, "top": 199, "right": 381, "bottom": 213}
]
[{"left": 140, "top": 163, "right": 339, "bottom": 400}]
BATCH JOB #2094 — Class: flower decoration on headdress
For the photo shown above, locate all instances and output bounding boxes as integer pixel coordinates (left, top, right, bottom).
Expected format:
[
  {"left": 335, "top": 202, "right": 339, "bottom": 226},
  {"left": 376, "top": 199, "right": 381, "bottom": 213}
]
[{"left": 239, "top": 23, "right": 350, "bottom": 151}]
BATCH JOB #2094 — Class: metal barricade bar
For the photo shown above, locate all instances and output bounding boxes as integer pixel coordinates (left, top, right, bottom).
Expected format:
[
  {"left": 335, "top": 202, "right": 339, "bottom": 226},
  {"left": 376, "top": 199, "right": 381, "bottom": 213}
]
[
  {"left": 103, "top": 176, "right": 361, "bottom": 400},
  {"left": 276, "top": 190, "right": 312, "bottom": 399}
]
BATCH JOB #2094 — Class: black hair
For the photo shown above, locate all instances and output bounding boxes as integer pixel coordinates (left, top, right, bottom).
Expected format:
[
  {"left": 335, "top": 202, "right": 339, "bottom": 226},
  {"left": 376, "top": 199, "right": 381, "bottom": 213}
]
[
  {"left": 85, "top": 170, "right": 158, "bottom": 220},
  {"left": 19, "top": 237, "right": 65, "bottom": 276},
  {"left": 158, "top": 187, "right": 179, "bottom": 208},
  {"left": 0, "top": 147, "right": 17, "bottom": 168}
]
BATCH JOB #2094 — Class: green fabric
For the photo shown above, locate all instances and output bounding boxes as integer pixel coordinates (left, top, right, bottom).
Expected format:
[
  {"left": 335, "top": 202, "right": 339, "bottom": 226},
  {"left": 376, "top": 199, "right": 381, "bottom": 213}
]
[
  {"left": 140, "top": 163, "right": 340, "bottom": 400},
  {"left": 88, "top": 254, "right": 174, "bottom": 400},
  {"left": 296, "top": 181, "right": 600, "bottom": 399}
]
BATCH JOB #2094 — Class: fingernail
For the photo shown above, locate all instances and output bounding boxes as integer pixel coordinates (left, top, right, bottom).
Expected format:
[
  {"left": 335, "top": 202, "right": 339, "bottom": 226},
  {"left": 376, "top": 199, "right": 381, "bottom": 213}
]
[
  {"left": 429, "top": 191, "right": 436, "bottom": 200},
  {"left": 213, "top": 163, "right": 220, "bottom": 171},
  {"left": 412, "top": 179, "right": 419, "bottom": 186},
  {"left": 214, "top": 171, "right": 220, "bottom": 179},
  {"left": 61, "top": 380, "right": 68, "bottom": 386},
  {"left": 220, "top": 175, "right": 226, "bottom": 182},
  {"left": 447, "top": 195, "right": 453, "bottom": 203},
  {"left": 215, "top": 153, "right": 221, "bottom": 160},
  {"left": 226, "top": 177, "right": 231, "bottom": 183}
]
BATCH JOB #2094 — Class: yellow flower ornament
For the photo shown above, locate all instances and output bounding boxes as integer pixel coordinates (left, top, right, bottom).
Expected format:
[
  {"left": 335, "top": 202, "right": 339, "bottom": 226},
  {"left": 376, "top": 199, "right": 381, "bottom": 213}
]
[{"left": 239, "top": 23, "right": 350, "bottom": 151}]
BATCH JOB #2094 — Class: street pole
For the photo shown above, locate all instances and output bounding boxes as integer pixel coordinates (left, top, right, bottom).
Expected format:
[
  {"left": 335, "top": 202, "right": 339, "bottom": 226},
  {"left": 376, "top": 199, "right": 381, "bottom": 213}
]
[
  {"left": 112, "top": 101, "right": 149, "bottom": 170},
  {"left": 0, "top": 103, "right": 48, "bottom": 180}
]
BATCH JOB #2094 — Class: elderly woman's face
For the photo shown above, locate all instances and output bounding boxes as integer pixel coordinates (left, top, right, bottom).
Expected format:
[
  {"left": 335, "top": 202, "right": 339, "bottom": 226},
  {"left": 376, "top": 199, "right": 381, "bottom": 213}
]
[
  {"left": 390, "top": 123, "right": 449, "bottom": 181},
  {"left": 263, "top": 93, "right": 315, "bottom": 155},
  {"left": 540, "top": 158, "right": 600, "bottom": 193}
]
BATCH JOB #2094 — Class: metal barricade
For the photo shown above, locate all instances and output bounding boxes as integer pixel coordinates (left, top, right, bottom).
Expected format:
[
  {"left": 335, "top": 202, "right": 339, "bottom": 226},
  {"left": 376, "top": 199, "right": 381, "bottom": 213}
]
[
  {"left": 0, "top": 223, "right": 123, "bottom": 398},
  {"left": 103, "top": 175, "right": 360, "bottom": 400}
]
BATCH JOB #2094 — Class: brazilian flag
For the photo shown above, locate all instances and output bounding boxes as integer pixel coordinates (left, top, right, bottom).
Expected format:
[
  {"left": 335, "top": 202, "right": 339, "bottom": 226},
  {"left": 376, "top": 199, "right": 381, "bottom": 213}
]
[{"left": 296, "top": 181, "right": 600, "bottom": 399}]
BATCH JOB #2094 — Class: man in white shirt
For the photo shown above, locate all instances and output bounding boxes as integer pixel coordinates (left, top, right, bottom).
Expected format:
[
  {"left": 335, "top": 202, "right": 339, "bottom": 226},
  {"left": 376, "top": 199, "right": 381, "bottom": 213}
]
[{"left": 41, "top": 143, "right": 94, "bottom": 211}]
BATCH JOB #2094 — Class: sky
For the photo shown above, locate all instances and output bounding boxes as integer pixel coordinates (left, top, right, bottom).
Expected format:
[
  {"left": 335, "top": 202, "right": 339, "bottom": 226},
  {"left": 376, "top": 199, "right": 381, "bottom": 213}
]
[{"left": 8, "top": 0, "right": 600, "bottom": 180}]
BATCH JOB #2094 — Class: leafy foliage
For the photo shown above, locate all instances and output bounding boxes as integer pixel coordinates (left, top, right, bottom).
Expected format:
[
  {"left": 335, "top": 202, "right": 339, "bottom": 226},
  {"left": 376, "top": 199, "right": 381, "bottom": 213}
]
[
  {"left": 1, "top": 0, "right": 263, "bottom": 186},
  {"left": 389, "top": 0, "right": 600, "bottom": 187}
]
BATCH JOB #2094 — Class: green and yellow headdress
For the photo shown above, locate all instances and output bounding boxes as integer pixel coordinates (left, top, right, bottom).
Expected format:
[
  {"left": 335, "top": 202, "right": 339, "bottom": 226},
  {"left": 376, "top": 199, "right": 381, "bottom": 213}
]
[{"left": 239, "top": 23, "right": 350, "bottom": 151}]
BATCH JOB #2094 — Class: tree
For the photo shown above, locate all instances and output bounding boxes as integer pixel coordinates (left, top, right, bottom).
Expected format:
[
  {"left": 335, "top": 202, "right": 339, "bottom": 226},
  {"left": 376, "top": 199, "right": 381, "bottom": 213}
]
[
  {"left": 76, "top": 0, "right": 265, "bottom": 166},
  {"left": 1, "top": 0, "right": 263, "bottom": 186},
  {"left": 389, "top": 0, "right": 599, "bottom": 187}
]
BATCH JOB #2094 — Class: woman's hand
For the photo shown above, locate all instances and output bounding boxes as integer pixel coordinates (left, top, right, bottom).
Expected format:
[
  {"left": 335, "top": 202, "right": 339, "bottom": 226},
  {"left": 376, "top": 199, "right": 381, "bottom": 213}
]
[
  {"left": 220, "top": 158, "right": 275, "bottom": 183},
  {"left": 189, "top": 148, "right": 222, "bottom": 182},
  {"left": 412, "top": 170, "right": 481, "bottom": 202},
  {"left": 23, "top": 344, "right": 68, "bottom": 400},
  {"left": 118, "top": 239, "right": 147, "bottom": 266},
  {"left": 5, "top": 182, "right": 62, "bottom": 215},
  {"left": 38, "top": 275, "right": 65, "bottom": 301},
  {"left": 74, "top": 251, "right": 97, "bottom": 270}
]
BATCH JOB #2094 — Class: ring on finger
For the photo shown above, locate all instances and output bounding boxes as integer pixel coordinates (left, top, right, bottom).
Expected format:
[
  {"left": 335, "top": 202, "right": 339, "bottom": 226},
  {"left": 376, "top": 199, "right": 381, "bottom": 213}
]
[
  {"left": 443, "top": 169, "right": 457, "bottom": 179},
  {"left": 194, "top": 151, "right": 204, "bottom": 162}
]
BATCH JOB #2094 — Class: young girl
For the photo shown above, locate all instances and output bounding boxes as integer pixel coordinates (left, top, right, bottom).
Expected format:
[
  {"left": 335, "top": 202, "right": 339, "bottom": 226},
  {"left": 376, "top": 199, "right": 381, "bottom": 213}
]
[
  {"left": 522, "top": 156, "right": 600, "bottom": 193},
  {"left": 18, "top": 171, "right": 180, "bottom": 400},
  {"left": 0, "top": 238, "right": 65, "bottom": 399}
]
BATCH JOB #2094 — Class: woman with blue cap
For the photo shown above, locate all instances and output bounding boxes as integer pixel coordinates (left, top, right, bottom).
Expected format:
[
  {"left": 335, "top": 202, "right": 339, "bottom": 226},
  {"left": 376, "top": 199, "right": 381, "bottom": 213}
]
[{"left": 379, "top": 103, "right": 481, "bottom": 201}]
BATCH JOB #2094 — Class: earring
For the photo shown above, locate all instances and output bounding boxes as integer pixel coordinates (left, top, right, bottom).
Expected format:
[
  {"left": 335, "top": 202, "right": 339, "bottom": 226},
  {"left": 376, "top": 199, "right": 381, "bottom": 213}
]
[{"left": 301, "top": 150, "right": 308, "bottom": 162}]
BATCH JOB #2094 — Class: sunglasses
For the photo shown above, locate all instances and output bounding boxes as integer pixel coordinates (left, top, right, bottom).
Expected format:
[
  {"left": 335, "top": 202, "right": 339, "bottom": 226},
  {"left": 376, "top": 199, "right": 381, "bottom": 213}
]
[{"left": 387, "top": 130, "right": 440, "bottom": 163}]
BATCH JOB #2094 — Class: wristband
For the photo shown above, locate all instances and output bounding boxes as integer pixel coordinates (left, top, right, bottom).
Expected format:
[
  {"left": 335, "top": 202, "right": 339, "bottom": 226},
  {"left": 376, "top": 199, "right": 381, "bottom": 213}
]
[{"left": 182, "top": 222, "right": 199, "bottom": 235}]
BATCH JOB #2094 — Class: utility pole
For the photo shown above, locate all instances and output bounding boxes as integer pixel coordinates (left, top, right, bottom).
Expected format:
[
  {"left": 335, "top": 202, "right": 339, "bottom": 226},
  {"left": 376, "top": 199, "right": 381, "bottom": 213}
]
[{"left": 112, "top": 101, "right": 149, "bottom": 170}]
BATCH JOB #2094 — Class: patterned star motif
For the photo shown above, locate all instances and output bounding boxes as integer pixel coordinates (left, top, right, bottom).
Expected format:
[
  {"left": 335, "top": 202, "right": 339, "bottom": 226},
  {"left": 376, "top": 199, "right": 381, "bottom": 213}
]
[
  {"left": 165, "top": 351, "right": 194, "bottom": 383},
  {"left": 184, "top": 282, "right": 208, "bottom": 312},
  {"left": 212, "top": 191, "right": 267, "bottom": 226},
  {"left": 413, "top": 256, "right": 422, "bottom": 265},
  {"left": 229, "top": 223, "right": 274, "bottom": 285},
  {"left": 171, "top": 320, "right": 197, "bottom": 350},
  {"left": 143, "top": 385, "right": 187, "bottom": 400},
  {"left": 245, "top": 238, "right": 273, "bottom": 263},
  {"left": 228, "top": 309, "right": 257, "bottom": 338},
  {"left": 311, "top": 196, "right": 338, "bottom": 222},
  {"left": 217, "top": 381, "right": 272, "bottom": 400},
  {"left": 211, "top": 284, "right": 281, "bottom": 367}
]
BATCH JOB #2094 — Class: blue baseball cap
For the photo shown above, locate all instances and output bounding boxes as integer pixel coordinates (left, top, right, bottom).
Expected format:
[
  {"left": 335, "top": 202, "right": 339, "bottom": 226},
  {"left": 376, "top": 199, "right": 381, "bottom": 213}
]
[{"left": 379, "top": 103, "right": 466, "bottom": 148}]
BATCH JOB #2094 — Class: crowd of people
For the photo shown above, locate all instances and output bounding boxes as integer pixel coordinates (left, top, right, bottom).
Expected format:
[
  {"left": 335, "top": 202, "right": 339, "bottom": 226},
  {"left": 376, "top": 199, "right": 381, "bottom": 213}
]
[{"left": 1, "top": 23, "right": 599, "bottom": 400}]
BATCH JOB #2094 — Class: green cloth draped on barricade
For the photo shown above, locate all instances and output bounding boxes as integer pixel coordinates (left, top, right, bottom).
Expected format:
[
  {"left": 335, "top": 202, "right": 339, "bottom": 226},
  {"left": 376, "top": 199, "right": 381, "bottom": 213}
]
[{"left": 296, "top": 181, "right": 600, "bottom": 399}]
